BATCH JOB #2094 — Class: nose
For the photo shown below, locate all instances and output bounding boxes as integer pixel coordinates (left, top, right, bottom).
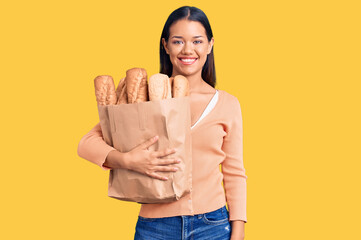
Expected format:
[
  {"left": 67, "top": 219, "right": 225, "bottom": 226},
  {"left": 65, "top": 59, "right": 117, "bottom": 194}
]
[{"left": 182, "top": 42, "right": 193, "bottom": 55}]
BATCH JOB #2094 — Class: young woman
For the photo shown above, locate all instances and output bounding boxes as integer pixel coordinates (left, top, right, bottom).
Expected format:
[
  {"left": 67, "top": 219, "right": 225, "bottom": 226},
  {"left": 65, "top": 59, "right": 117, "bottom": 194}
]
[{"left": 78, "top": 6, "right": 247, "bottom": 240}]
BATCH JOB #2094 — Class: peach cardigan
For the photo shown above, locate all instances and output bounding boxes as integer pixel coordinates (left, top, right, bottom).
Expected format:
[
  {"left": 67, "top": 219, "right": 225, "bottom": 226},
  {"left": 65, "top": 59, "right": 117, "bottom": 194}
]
[{"left": 77, "top": 89, "right": 247, "bottom": 222}]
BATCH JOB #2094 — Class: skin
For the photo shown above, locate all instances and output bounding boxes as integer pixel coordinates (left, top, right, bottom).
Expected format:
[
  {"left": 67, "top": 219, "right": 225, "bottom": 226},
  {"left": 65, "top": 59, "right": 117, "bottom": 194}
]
[{"left": 162, "top": 19, "right": 245, "bottom": 239}]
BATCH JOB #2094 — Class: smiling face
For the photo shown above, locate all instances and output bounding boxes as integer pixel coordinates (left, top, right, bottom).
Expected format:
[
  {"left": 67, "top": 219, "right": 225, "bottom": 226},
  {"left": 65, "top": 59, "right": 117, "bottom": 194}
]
[{"left": 162, "top": 19, "right": 214, "bottom": 78}]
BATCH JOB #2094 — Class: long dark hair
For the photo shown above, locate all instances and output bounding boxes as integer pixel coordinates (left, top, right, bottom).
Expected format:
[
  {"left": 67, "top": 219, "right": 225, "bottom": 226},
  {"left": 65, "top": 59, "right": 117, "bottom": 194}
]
[{"left": 159, "top": 6, "right": 216, "bottom": 88}]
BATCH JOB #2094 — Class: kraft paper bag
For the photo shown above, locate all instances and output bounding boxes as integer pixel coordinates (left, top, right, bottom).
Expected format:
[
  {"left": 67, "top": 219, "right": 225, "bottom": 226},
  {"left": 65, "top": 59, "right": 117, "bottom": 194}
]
[{"left": 97, "top": 96, "right": 192, "bottom": 204}]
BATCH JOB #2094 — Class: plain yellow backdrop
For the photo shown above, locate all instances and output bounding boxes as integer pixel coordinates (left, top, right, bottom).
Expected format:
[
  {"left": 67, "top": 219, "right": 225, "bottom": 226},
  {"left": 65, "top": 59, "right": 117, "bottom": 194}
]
[{"left": 1, "top": 0, "right": 360, "bottom": 239}]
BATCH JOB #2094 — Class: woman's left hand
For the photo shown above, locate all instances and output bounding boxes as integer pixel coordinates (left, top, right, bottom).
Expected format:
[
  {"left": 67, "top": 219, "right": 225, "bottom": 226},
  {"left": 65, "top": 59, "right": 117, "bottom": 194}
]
[{"left": 230, "top": 220, "right": 245, "bottom": 240}]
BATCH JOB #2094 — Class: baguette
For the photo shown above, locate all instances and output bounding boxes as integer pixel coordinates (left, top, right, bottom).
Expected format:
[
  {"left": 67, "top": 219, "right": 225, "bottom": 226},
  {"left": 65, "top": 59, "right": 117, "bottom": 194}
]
[
  {"left": 148, "top": 73, "right": 172, "bottom": 101},
  {"left": 94, "top": 75, "right": 117, "bottom": 105},
  {"left": 115, "top": 77, "right": 128, "bottom": 104},
  {"left": 172, "top": 75, "right": 189, "bottom": 97},
  {"left": 125, "top": 68, "right": 148, "bottom": 103}
]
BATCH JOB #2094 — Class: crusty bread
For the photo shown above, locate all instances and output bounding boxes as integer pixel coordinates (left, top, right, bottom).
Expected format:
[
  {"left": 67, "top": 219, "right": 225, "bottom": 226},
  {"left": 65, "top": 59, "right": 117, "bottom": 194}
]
[
  {"left": 148, "top": 73, "right": 172, "bottom": 101},
  {"left": 172, "top": 75, "right": 189, "bottom": 97},
  {"left": 125, "top": 68, "right": 148, "bottom": 103},
  {"left": 95, "top": 71, "right": 188, "bottom": 105},
  {"left": 94, "top": 75, "right": 117, "bottom": 105},
  {"left": 116, "top": 77, "right": 128, "bottom": 104}
]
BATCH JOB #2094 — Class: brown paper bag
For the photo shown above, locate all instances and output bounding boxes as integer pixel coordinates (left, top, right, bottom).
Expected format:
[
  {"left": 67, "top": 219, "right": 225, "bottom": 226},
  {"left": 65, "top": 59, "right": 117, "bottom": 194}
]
[{"left": 97, "top": 96, "right": 192, "bottom": 204}]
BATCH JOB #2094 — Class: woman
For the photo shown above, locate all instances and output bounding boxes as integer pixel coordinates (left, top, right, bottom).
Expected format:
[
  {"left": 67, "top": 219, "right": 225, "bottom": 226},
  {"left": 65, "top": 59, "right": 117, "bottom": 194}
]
[{"left": 77, "top": 6, "right": 247, "bottom": 240}]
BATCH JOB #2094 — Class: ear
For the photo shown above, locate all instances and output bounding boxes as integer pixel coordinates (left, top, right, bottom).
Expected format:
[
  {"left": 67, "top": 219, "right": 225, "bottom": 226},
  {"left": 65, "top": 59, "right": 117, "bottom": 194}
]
[
  {"left": 207, "top": 37, "right": 214, "bottom": 54},
  {"left": 162, "top": 38, "right": 170, "bottom": 54}
]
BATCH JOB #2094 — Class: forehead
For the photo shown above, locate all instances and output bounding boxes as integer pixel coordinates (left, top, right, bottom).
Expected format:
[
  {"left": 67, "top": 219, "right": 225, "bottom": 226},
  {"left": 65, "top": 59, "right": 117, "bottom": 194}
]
[{"left": 169, "top": 19, "right": 207, "bottom": 38}]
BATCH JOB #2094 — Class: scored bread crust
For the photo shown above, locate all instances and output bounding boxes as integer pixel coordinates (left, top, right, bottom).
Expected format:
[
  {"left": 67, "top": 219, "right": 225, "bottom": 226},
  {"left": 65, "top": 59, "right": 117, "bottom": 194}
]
[
  {"left": 126, "top": 68, "right": 148, "bottom": 103},
  {"left": 115, "top": 77, "right": 125, "bottom": 99},
  {"left": 173, "top": 75, "right": 189, "bottom": 98},
  {"left": 148, "top": 73, "right": 172, "bottom": 101},
  {"left": 94, "top": 75, "right": 117, "bottom": 105},
  {"left": 116, "top": 77, "right": 128, "bottom": 104},
  {"left": 166, "top": 76, "right": 172, "bottom": 99}
]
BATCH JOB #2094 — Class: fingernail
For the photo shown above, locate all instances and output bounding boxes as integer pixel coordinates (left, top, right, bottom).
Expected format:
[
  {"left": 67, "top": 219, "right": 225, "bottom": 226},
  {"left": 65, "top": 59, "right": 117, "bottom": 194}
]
[
  {"left": 163, "top": 177, "right": 168, "bottom": 180},
  {"left": 154, "top": 136, "right": 158, "bottom": 140},
  {"left": 177, "top": 159, "right": 181, "bottom": 162},
  {"left": 173, "top": 167, "right": 178, "bottom": 171}
]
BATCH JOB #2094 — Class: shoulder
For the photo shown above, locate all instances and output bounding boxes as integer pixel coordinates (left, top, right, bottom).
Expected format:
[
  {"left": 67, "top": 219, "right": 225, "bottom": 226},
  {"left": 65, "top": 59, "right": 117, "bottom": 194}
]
[
  {"left": 218, "top": 89, "right": 241, "bottom": 110},
  {"left": 216, "top": 90, "right": 243, "bottom": 132}
]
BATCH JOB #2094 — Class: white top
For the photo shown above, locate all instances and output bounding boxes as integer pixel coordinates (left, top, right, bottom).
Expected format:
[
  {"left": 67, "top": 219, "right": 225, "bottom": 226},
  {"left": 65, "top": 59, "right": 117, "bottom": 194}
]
[{"left": 191, "top": 90, "right": 219, "bottom": 129}]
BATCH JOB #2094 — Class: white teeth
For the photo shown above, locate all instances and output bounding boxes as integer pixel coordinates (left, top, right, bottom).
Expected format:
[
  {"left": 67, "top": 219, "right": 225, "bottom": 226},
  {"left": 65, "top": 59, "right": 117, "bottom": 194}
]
[{"left": 180, "top": 58, "right": 196, "bottom": 62}]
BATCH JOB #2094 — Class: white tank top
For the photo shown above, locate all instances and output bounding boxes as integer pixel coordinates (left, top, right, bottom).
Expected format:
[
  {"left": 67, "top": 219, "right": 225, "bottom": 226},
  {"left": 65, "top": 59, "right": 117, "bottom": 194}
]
[{"left": 191, "top": 90, "right": 219, "bottom": 129}]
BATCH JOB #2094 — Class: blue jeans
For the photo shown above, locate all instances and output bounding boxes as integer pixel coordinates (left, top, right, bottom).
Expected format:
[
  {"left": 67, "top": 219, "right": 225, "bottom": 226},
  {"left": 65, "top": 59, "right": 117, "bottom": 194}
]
[{"left": 134, "top": 205, "right": 231, "bottom": 240}]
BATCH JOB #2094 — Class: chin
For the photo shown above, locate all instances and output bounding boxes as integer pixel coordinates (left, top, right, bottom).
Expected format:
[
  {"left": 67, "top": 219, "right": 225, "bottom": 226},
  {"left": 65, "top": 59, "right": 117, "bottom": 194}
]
[
  {"left": 174, "top": 71, "right": 193, "bottom": 78},
  {"left": 174, "top": 67, "right": 201, "bottom": 77}
]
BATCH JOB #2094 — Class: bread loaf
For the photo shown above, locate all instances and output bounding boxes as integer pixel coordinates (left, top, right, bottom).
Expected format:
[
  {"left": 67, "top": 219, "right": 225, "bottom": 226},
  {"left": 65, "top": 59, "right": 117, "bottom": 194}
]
[
  {"left": 172, "top": 75, "right": 189, "bottom": 97},
  {"left": 125, "top": 68, "right": 148, "bottom": 103},
  {"left": 95, "top": 70, "right": 189, "bottom": 105},
  {"left": 148, "top": 73, "right": 172, "bottom": 101},
  {"left": 115, "top": 77, "right": 128, "bottom": 104},
  {"left": 94, "top": 75, "right": 117, "bottom": 105}
]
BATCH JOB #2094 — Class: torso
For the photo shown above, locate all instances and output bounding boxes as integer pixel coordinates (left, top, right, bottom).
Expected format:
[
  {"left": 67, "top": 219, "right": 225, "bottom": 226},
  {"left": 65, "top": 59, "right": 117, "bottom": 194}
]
[{"left": 189, "top": 83, "right": 217, "bottom": 127}]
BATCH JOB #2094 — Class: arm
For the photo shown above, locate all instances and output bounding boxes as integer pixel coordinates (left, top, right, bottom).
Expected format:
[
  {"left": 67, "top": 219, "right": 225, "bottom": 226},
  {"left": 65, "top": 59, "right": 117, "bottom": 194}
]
[
  {"left": 77, "top": 122, "right": 117, "bottom": 170},
  {"left": 230, "top": 220, "right": 245, "bottom": 240},
  {"left": 221, "top": 97, "right": 248, "bottom": 223}
]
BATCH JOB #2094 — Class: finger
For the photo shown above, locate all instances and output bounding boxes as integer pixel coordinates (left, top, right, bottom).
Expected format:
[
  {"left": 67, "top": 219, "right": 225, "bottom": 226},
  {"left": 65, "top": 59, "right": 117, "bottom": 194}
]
[
  {"left": 140, "top": 135, "right": 159, "bottom": 150},
  {"left": 148, "top": 172, "right": 169, "bottom": 181},
  {"left": 154, "top": 166, "right": 178, "bottom": 172},
  {"left": 157, "top": 158, "right": 181, "bottom": 165},
  {"left": 154, "top": 148, "right": 176, "bottom": 158}
]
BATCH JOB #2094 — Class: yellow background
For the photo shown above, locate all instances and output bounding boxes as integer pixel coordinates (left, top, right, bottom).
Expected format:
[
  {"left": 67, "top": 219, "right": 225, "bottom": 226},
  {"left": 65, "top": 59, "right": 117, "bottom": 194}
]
[{"left": 1, "top": 0, "right": 360, "bottom": 239}]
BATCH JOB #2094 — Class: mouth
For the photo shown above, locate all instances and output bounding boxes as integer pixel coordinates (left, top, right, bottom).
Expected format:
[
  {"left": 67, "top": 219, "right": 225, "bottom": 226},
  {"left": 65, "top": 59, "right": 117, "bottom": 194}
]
[{"left": 178, "top": 57, "right": 198, "bottom": 65}]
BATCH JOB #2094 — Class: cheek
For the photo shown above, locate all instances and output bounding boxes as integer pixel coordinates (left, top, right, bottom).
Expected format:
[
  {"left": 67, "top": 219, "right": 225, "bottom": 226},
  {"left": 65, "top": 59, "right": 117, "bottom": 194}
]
[
  {"left": 196, "top": 50, "right": 209, "bottom": 63},
  {"left": 169, "top": 53, "right": 180, "bottom": 63},
  {"left": 169, "top": 55, "right": 180, "bottom": 66},
  {"left": 197, "top": 47, "right": 209, "bottom": 58},
  {"left": 169, "top": 45, "right": 181, "bottom": 55}
]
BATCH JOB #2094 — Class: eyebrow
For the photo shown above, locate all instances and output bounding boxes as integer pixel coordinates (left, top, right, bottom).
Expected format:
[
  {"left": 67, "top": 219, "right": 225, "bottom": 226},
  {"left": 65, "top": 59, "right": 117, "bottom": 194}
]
[{"left": 171, "top": 35, "right": 204, "bottom": 39}]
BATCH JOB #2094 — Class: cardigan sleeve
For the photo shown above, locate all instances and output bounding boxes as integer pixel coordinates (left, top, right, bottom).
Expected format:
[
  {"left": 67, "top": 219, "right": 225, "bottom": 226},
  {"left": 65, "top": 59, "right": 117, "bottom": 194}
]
[
  {"left": 77, "top": 122, "right": 116, "bottom": 170},
  {"left": 221, "top": 97, "right": 248, "bottom": 222}
]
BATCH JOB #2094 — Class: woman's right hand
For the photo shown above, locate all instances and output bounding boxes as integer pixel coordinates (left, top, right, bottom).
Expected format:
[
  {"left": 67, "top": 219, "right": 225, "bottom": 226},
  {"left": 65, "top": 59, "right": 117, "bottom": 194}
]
[{"left": 124, "top": 135, "right": 181, "bottom": 181}]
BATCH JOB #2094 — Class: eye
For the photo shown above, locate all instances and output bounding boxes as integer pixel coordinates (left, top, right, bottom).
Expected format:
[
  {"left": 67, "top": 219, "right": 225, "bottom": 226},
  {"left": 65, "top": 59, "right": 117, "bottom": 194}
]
[
  {"left": 194, "top": 40, "right": 202, "bottom": 44},
  {"left": 173, "top": 41, "right": 183, "bottom": 44}
]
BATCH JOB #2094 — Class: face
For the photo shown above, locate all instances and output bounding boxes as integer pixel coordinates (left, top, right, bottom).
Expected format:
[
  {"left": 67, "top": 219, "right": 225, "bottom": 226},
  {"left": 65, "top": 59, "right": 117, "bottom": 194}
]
[{"left": 162, "top": 19, "right": 214, "bottom": 78}]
